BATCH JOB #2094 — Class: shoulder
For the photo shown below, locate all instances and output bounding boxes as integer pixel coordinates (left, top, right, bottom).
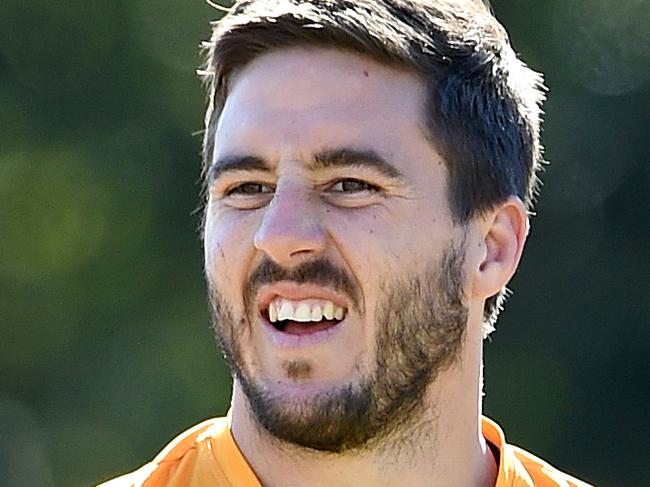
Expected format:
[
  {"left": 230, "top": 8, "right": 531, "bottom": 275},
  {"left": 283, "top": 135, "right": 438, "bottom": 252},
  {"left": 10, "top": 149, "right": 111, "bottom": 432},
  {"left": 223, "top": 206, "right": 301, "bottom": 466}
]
[
  {"left": 95, "top": 417, "right": 229, "bottom": 487},
  {"left": 482, "top": 417, "right": 595, "bottom": 487},
  {"left": 505, "top": 443, "right": 595, "bottom": 487}
]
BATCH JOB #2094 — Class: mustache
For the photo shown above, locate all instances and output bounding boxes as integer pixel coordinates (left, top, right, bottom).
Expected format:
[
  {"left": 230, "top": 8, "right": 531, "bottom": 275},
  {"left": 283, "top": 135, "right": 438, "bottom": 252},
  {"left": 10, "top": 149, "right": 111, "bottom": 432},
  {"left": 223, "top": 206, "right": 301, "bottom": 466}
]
[{"left": 244, "top": 257, "right": 361, "bottom": 311}]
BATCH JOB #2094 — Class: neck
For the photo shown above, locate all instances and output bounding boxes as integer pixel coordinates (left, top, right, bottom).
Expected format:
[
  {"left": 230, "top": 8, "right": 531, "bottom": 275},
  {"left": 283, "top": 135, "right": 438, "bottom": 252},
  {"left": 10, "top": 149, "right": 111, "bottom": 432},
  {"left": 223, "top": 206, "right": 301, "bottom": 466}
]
[{"left": 229, "top": 333, "right": 497, "bottom": 487}]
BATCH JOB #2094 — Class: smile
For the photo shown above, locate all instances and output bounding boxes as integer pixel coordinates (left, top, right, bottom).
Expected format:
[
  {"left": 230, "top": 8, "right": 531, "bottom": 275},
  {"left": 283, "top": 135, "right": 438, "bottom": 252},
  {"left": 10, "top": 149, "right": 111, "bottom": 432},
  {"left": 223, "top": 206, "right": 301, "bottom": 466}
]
[
  {"left": 257, "top": 283, "right": 351, "bottom": 347},
  {"left": 268, "top": 296, "right": 345, "bottom": 322},
  {"left": 264, "top": 297, "right": 346, "bottom": 334}
]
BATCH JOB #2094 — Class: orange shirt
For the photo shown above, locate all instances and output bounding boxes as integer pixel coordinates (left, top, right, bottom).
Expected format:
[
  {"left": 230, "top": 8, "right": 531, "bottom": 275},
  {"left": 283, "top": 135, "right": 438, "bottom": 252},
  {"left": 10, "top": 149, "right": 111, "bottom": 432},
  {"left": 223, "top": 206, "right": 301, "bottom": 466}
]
[{"left": 97, "top": 416, "right": 593, "bottom": 487}]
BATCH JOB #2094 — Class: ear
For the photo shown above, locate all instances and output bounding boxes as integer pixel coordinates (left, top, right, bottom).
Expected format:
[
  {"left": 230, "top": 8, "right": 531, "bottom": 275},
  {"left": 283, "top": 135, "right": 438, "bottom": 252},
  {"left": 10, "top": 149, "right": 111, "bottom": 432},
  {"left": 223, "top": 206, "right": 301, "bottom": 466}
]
[{"left": 470, "top": 197, "right": 529, "bottom": 300}]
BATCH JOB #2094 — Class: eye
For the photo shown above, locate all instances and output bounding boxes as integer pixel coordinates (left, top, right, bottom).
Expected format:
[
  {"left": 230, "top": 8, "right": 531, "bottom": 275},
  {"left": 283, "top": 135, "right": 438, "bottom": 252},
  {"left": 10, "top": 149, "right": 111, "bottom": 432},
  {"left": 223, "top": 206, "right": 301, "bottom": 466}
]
[
  {"left": 218, "top": 181, "right": 275, "bottom": 210},
  {"left": 329, "top": 178, "right": 379, "bottom": 193},
  {"left": 226, "top": 182, "right": 274, "bottom": 196}
]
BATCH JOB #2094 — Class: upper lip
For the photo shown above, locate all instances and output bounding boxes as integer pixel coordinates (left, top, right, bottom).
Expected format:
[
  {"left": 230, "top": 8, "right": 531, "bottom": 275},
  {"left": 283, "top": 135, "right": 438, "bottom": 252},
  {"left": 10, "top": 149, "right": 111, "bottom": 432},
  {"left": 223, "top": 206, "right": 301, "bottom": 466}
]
[{"left": 256, "top": 281, "right": 352, "bottom": 315}]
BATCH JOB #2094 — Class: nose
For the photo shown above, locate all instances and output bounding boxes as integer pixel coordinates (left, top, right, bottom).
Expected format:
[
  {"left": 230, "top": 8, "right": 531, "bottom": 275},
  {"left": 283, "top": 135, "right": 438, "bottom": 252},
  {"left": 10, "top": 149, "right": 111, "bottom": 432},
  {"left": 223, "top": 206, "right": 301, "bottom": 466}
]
[{"left": 253, "top": 183, "right": 327, "bottom": 266}]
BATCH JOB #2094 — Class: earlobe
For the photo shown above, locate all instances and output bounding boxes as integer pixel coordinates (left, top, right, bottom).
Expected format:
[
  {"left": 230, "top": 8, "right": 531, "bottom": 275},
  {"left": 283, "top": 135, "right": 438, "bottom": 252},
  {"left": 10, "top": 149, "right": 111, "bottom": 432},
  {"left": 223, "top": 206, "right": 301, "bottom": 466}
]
[{"left": 472, "top": 197, "right": 529, "bottom": 299}]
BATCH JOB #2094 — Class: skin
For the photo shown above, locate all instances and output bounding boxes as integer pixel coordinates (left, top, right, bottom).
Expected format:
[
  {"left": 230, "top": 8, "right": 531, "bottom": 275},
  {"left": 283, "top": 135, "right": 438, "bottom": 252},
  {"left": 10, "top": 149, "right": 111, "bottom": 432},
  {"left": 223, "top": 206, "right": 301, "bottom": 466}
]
[{"left": 204, "top": 47, "right": 528, "bottom": 487}]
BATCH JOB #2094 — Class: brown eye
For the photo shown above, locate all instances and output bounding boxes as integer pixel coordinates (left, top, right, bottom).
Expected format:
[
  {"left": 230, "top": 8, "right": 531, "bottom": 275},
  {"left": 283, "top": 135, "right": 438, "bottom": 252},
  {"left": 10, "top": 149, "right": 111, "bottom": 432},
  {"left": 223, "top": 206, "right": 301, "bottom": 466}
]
[
  {"left": 227, "top": 182, "right": 273, "bottom": 195},
  {"left": 330, "top": 179, "right": 378, "bottom": 193}
]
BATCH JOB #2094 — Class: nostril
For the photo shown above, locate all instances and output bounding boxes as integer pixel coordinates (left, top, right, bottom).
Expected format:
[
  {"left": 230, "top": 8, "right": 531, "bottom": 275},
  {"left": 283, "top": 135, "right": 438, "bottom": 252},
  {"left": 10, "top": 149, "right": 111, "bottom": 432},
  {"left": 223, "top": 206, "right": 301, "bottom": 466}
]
[{"left": 289, "top": 248, "right": 318, "bottom": 257}]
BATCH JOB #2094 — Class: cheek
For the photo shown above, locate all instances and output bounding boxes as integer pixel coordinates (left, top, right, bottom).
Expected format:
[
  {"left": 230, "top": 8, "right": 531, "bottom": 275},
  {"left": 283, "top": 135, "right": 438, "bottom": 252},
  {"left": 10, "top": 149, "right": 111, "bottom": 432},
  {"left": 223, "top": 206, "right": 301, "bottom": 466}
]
[
  {"left": 330, "top": 206, "right": 409, "bottom": 255},
  {"left": 328, "top": 203, "right": 451, "bottom": 283},
  {"left": 204, "top": 207, "right": 258, "bottom": 288},
  {"left": 327, "top": 207, "right": 405, "bottom": 287}
]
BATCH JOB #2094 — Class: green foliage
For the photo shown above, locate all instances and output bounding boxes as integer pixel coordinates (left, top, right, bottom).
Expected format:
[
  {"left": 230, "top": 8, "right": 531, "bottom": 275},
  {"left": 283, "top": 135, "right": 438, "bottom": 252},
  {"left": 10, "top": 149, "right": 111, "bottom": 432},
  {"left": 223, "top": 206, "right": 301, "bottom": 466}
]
[{"left": 0, "top": 1, "right": 648, "bottom": 486}]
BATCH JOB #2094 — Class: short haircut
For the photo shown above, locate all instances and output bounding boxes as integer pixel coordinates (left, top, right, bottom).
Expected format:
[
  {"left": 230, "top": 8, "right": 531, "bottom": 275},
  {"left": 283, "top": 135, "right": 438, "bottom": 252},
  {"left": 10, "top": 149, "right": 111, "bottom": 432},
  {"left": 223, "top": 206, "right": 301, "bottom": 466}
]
[{"left": 199, "top": 0, "right": 547, "bottom": 330}]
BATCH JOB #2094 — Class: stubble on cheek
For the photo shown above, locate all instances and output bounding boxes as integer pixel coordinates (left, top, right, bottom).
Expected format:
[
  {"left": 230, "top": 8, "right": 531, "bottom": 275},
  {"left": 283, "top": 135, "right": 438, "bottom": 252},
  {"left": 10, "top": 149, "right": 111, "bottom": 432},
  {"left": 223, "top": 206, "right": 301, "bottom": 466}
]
[{"left": 207, "top": 275, "right": 247, "bottom": 371}]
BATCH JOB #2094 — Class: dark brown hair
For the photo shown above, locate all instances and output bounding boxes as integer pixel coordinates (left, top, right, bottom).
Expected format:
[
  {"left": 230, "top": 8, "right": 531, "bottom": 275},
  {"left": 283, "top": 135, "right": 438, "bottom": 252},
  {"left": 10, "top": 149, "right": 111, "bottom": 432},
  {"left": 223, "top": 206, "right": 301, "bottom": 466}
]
[{"left": 199, "top": 0, "right": 547, "bottom": 328}]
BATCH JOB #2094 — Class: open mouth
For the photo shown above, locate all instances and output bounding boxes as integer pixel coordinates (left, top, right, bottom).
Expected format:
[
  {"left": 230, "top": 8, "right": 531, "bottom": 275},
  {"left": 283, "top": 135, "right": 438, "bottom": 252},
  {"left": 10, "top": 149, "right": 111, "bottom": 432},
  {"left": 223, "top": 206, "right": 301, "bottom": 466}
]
[{"left": 263, "top": 298, "right": 346, "bottom": 335}]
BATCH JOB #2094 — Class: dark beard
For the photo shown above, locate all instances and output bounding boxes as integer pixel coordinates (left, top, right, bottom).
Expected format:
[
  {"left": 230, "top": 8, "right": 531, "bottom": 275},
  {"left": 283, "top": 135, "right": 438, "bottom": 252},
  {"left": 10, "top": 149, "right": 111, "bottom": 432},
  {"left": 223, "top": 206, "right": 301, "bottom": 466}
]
[{"left": 208, "top": 236, "right": 468, "bottom": 453}]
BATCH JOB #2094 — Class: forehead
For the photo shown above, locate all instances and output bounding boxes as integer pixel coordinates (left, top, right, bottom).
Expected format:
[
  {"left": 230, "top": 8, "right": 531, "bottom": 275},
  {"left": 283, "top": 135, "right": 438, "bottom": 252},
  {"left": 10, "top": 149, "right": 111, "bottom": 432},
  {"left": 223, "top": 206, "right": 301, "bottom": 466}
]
[{"left": 214, "top": 48, "right": 437, "bottom": 168}]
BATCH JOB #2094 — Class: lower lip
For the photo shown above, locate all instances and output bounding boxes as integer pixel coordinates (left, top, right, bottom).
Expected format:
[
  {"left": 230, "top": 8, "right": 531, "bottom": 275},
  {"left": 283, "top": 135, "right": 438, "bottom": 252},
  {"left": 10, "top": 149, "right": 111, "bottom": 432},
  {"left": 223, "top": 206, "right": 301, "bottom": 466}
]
[{"left": 261, "top": 317, "right": 344, "bottom": 348}]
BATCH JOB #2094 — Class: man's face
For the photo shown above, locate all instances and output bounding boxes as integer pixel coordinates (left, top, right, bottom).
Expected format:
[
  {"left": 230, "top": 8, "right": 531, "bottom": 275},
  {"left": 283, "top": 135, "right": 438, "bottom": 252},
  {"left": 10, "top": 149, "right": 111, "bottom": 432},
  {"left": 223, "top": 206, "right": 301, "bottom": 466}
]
[{"left": 204, "top": 48, "right": 470, "bottom": 451}]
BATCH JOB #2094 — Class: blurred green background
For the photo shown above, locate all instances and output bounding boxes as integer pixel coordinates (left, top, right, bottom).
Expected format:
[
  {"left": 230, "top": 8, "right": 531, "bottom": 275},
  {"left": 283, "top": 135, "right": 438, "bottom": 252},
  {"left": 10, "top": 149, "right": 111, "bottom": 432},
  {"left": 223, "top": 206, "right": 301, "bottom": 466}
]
[{"left": 0, "top": 1, "right": 648, "bottom": 486}]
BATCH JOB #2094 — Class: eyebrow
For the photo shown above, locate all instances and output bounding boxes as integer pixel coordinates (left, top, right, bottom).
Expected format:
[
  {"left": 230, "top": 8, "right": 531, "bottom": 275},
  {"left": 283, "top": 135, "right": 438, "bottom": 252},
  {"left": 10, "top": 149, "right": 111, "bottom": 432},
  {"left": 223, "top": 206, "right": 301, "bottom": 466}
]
[
  {"left": 311, "top": 148, "right": 404, "bottom": 180},
  {"left": 208, "top": 147, "right": 404, "bottom": 182},
  {"left": 207, "top": 155, "right": 270, "bottom": 183}
]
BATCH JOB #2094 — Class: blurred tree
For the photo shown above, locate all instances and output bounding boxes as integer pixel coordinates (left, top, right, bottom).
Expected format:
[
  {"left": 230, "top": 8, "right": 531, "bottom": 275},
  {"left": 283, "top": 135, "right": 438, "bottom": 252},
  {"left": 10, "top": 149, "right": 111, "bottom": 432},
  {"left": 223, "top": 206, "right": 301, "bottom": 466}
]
[{"left": 0, "top": 1, "right": 648, "bottom": 486}]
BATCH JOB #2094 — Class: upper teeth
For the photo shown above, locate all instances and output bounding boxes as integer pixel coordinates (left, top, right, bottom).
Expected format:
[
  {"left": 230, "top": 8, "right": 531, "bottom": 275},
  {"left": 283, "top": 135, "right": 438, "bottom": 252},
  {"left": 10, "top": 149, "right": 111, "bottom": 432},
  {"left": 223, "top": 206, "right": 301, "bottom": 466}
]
[{"left": 268, "top": 298, "right": 346, "bottom": 323}]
